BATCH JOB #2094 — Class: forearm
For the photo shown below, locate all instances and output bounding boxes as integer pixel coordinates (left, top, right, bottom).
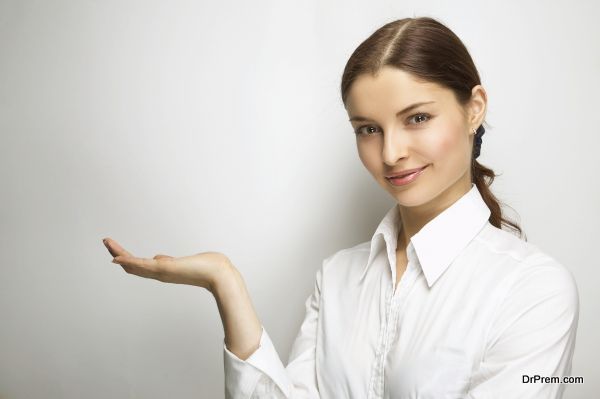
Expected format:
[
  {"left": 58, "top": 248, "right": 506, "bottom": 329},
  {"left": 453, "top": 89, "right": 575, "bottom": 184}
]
[{"left": 212, "top": 263, "right": 263, "bottom": 361}]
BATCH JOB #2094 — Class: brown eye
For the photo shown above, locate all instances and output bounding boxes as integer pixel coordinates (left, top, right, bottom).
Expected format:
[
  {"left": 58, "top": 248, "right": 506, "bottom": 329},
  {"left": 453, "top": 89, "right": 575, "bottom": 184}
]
[
  {"left": 407, "top": 113, "right": 432, "bottom": 125},
  {"left": 354, "top": 125, "right": 381, "bottom": 136}
]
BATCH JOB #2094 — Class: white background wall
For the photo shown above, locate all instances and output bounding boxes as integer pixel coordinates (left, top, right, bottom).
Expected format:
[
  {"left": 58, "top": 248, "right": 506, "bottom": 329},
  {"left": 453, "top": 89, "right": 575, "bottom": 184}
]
[{"left": 0, "top": 0, "right": 598, "bottom": 398}]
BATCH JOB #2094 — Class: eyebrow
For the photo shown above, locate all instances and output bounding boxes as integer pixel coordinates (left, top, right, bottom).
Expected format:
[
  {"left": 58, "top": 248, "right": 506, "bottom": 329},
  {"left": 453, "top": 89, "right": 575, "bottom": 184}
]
[{"left": 349, "top": 101, "right": 436, "bottom": 122}]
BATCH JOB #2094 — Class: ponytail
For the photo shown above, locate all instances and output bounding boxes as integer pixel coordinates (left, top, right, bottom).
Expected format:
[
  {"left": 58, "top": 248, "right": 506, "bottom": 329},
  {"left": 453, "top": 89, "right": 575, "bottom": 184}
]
[{"left": 472, "top": 159, "right": 526, "bottom": 240}]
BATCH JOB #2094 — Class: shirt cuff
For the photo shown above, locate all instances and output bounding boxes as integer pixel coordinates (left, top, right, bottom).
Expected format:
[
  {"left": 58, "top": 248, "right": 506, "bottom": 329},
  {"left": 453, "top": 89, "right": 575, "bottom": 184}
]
[{"left": 223, "top": 325, "right": 293, "bottom": 398}]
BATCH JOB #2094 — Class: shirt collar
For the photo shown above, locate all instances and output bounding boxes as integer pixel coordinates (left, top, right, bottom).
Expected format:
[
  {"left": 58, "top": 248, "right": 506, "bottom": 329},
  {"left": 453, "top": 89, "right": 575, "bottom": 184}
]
[{"left": 359, "top": 183, "right": 491, "bottom": 288}]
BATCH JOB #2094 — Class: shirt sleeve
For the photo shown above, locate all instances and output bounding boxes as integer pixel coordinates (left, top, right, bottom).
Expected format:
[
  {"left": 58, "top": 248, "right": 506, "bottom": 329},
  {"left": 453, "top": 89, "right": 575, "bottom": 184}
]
[
  {"left": 223, "top": 263, "right": 323, "bottom": 399},
  {"left": 466, "top": 255, "right": 580, "bottom": 399}
]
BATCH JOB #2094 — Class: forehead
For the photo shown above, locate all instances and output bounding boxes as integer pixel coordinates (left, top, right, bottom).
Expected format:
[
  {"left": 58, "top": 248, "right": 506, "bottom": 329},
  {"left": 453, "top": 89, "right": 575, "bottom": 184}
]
[{"left": 345, "top": 66, "right": 453, "bottom": 115}]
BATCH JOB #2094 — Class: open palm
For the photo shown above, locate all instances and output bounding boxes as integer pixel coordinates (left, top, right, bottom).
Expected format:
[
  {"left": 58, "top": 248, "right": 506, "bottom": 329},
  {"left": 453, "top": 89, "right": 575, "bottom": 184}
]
[{"left": 102, "top": 237, "right": 231, "bottom": 292}]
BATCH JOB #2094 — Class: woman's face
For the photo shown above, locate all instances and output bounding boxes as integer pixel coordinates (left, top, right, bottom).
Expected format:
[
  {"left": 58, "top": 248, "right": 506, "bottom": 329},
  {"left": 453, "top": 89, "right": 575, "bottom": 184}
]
[{"left": 345, "top": 66, "right": 486, "bottom": 208}]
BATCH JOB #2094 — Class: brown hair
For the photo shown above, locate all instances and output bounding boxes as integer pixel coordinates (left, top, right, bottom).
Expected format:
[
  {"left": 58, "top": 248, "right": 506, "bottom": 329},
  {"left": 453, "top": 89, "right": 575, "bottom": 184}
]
[{"left": 340, "top": 16, "right": 525, "bottom": 240}]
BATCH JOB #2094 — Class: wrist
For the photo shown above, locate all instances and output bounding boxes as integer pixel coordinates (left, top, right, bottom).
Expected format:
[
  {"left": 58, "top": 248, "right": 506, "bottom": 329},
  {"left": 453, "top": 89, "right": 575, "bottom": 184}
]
[{"left": 210, "top": 260, "right": 244, "bottom": 298}]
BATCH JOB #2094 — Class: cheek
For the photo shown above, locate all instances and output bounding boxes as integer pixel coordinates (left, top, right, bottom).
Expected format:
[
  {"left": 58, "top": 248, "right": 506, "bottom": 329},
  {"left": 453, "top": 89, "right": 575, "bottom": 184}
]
[
  {"left": 357, "top": 142, "right": 380, "bottom": 172},
  {"left": 425, "top": 129, "right": 463, "bottom": 160}
]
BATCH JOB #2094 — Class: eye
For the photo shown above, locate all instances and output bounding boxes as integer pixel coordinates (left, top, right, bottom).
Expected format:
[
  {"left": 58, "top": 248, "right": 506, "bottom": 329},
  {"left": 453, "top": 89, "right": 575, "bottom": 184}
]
[
  {"left": 355, "top": 112, "right": 433, "bottom": 136},
  {"left": 354, "top": 125, "right": 381, "bottom": 136},
  {"left": 407, "top": 112, "right": 432, "bottom": 125}
]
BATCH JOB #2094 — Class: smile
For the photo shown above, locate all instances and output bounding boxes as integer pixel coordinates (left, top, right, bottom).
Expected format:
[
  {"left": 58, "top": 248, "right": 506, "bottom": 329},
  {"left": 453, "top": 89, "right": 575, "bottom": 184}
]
[{"left": 386, "top": 165, "right": 428, "bottom": 186}]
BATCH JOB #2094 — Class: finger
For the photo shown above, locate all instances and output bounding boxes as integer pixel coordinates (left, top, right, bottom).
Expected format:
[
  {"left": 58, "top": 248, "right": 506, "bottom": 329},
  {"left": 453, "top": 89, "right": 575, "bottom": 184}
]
[
  {"left": 113, "top": 256, "right": 157, "bottom": 269},
  {"left": 113, "top": 256, "right": 171, "bottom": 280},
  {"left": 113, "top": 257, "right": 156, "bottom": 280},
  {"left": 102, "top": 237, "right": 134, "bottom": 258},
  {"left": 153, "top": 254, "right": 174, "bottom": 260}
]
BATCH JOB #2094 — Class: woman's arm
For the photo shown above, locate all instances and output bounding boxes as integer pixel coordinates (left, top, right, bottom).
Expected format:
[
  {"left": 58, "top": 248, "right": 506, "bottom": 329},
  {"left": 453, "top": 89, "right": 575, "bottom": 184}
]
[
  {"left": 103, "top": 237, "right": 322, "bottom": 398},
  {"left": 212, "top": 263, "right": 263, "bottom": 361},
  {"left": 221, "top": 263, "right": 324, "bottom": 398}
]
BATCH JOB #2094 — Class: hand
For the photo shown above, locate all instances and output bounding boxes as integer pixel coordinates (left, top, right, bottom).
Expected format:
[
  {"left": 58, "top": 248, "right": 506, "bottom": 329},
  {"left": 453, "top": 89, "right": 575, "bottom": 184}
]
[{"left": 102, "top": 237, "right": 232, "bottom": 292}]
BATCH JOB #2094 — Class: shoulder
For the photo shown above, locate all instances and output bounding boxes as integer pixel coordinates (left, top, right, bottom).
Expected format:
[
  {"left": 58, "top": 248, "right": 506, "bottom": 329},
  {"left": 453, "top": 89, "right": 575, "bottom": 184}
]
[
  {"left": 467, "top": 224, "right": 581, "bottom": 360},
  {"left": 474, "top": 223, "right": 579, "bottom": 313},
  {"left": 319, "top": 240, "right": 371, "bottom": 277},
  {"left": 474, "top": 222, "right": 542, "bottom": 264}
]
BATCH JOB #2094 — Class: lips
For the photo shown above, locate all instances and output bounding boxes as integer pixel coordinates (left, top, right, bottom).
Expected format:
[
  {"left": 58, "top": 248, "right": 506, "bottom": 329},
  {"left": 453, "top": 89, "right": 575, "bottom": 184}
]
[{"left": 385, "top": 165, "right": 428, "bottom": 178}]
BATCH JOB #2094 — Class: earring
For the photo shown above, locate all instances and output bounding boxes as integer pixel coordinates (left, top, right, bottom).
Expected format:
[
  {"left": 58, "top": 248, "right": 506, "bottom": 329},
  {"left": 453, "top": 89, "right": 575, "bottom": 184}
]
[{"left": 472, "top": 128, "right": 477, "bottom": 135}]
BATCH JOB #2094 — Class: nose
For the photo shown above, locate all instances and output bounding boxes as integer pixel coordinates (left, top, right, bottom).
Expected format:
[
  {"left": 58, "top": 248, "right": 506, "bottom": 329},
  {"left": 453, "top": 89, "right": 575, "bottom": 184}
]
[{"left": 382, "top": 127, "right": 410, "bottom": 166}]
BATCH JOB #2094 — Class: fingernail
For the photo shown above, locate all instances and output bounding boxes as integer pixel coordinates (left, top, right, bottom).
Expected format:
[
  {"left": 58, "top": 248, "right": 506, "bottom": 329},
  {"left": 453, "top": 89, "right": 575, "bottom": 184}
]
[{"left": 112, "top": 257, "right": 120, "bottom": 263}]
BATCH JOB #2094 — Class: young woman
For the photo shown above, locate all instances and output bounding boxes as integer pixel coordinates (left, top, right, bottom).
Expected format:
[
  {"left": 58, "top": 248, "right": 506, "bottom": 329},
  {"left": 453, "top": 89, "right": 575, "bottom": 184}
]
[{"left": 102, "top": 16, "right": 579, "bottom": 399}]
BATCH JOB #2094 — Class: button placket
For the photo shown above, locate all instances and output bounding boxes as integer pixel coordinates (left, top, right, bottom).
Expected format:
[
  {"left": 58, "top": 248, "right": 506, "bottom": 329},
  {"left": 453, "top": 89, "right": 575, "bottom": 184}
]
[
  {"left": 375, "top": 261, "right": 411, "bottom": 397},
  {"left": 382, "top": 261, "right": 419, "bottom": 397},
  {"left": 375, "top": 288, "right": 395, "bottom": 398},
  {"left": 369, "top": 241, "right": 416, "bottom": 399},
  {"left": 367, "top": 276, "right": 394, "bottom": 399}
]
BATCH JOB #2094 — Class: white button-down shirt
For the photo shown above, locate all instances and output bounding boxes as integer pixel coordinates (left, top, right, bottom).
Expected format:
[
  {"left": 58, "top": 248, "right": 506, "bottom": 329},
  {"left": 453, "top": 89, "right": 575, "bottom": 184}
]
[{"left": 223, "top": 184, "right": 579, "bottom": 398}]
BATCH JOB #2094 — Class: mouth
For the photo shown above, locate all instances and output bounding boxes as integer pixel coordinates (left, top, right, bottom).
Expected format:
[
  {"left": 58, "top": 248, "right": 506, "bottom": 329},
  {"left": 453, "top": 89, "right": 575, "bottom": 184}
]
[
  {"left": 385, "top": 165, "right": 429, "bottom": 178},
  {"left": 385, "top": 165, "right": 429, "bottom": 186}
]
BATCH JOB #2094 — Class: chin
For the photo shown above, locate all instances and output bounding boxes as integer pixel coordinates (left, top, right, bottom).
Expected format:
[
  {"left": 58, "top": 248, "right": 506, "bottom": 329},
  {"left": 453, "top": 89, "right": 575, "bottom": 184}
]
[
  {"left": 387, "top": 182, "right": 436, "bottom": 206},
  {"left": 387, "top": 187, "right": 419, "bottom": 202},
  {"left": 394, "top": 194, "right": 432, "bottom": 208}
]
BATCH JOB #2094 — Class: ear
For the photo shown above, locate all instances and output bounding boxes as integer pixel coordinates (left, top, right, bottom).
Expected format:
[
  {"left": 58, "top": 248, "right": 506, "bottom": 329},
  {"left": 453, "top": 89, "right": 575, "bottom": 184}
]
[{"left": 467, "top": 84, "right": 487, "bottom": 130}]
